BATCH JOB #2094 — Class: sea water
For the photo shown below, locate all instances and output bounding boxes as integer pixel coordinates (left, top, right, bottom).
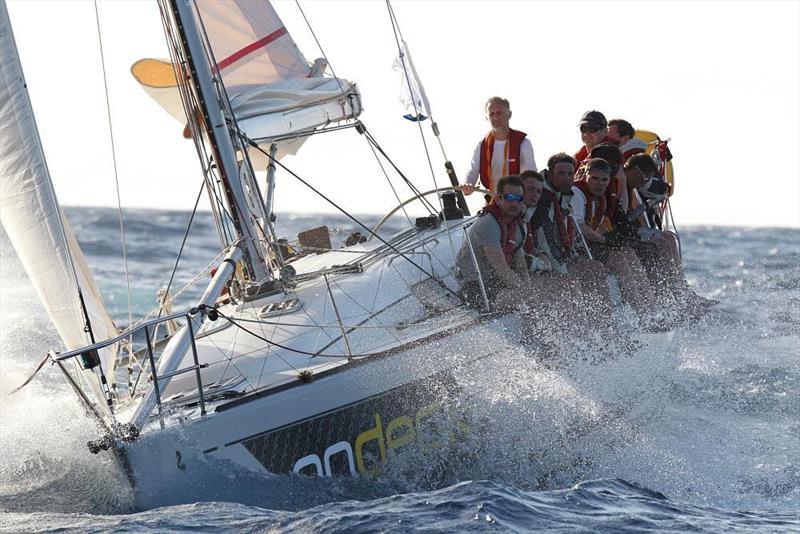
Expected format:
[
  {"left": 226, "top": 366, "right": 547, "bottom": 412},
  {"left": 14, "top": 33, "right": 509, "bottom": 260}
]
[{"left": 0, "top": 208, "right": 798, "bottom": 532}]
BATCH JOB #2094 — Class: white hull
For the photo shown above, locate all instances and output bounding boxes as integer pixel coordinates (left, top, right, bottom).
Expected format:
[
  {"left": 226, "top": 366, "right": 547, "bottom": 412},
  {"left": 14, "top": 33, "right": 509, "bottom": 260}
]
[{"left": 113, "top": 217, "right": 521, "bottom": 505}]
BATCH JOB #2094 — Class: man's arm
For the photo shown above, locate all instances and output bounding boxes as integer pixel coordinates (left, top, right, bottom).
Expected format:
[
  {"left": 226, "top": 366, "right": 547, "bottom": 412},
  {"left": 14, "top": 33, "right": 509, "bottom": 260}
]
[
  {"left": 463, "top": 141, "right": 482, "bottom": 193},
  {"left": 481, "top": 245, "right": 527, "bottom": 288},
  {"left": 520, "top": 138, "right": 537, "bottom": 172}
]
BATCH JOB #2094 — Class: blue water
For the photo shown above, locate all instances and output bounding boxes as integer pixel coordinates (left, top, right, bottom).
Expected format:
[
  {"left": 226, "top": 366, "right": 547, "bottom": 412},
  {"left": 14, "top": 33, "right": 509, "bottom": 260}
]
[{"left": 1, "top": 208, "right": 798, "bottom": 532}]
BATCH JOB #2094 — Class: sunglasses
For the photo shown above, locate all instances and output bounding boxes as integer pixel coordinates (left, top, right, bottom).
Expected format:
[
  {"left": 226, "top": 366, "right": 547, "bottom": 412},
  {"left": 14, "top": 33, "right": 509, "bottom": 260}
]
[
  {"left": 580, "top": 124, "right": 603, "bottom": 134},
  {"left": 501, "top": 193, "right": 524, "bottom": 203}
]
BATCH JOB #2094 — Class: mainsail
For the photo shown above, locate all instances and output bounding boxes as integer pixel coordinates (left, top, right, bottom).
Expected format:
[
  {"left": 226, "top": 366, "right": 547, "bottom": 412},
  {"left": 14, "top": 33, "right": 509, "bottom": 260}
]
[
  {"left": 0, "top": 1, "right": 118, "bottom": 413},
  {"left": 132, "top": 0, "right": 361, "bottom": 162}
]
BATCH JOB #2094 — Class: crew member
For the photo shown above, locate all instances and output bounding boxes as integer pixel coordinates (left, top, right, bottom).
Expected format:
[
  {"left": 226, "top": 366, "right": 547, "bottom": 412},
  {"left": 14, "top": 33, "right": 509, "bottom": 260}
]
[
  {"left": 520, "top": 170, "right": 550, "bottom": 272},
  {"left": 528, "top": 154, "right": 628, "bottom": 349},
  {"left": 607, "top": 118, "right": 647, "bottom": 163},
  {"left": 575, "top": 110, "right": 629, "bottom": 213},
  {"left": 588, "top": 142, "right": 626, "bottom": 221},
  {"left": 456, "top": 175, "right": 530, "bottom": 310},
  {"left": 463, "top": 97, "right": 537, "bottom": 195},
  {"left": 571, "top": 158, "right": 661, "bottom": 318},
  {"left": 530, "top": 153, "right": 577, "bottom": 272}
]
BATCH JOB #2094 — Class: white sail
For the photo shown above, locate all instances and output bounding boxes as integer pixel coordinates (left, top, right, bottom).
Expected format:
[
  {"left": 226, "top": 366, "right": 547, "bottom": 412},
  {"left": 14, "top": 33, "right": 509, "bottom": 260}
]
[
  {"left": 0, "top": 1, "right": 117, "bottom": 413},
  {"left": 131, "top": 0, "right": 361, "bottom": 162}
]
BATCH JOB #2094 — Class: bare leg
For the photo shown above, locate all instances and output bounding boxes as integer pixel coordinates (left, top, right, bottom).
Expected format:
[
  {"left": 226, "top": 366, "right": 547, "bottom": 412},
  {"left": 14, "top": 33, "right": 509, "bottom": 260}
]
[{"left": 604, "top": 247, "right": 658, "bottom": 314}]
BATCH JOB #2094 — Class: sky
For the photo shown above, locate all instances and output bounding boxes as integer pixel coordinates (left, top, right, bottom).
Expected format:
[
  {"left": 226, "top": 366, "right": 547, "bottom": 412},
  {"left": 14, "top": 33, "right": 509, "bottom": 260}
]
[{"left": 6, "top": 0, "right": 800, "bottom": 228}]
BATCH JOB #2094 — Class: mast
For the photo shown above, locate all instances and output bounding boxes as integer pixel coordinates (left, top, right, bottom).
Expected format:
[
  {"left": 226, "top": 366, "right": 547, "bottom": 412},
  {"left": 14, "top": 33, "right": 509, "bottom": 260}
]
[{"left": 164, "top": 0, "right": 271, "bottom": 283}]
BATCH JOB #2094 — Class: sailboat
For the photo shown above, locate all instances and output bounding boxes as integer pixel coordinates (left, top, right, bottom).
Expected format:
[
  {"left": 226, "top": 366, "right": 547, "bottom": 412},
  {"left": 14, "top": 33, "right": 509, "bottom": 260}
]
[{"left": 1, "top": 0, "right": 522, "bottom": 505}]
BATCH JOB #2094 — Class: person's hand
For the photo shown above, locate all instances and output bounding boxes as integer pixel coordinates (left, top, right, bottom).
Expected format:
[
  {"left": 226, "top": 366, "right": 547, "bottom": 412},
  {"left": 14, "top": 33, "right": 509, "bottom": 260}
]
[{"left": 460, "top": 184, "right": 476, "bottom": 196}]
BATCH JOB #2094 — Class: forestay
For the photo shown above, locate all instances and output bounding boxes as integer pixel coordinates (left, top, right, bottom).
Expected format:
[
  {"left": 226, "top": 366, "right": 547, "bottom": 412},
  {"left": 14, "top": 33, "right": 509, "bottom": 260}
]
[
  {"left": 0, "top": 1, "right": 118, "bottom": 413},
  {"left": 131, "top": 0, "right": 362, "bottom": 162}
]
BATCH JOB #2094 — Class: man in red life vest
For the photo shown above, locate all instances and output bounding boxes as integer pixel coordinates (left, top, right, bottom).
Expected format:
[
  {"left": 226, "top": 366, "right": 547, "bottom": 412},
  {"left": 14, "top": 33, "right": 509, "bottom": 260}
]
[
  {"left": 588, "top": 142, "right": 628, "bottom": 222},
  {"left": 462, "top": 97, "right": 537, "bottom": 196},
  {"left": 529, "top": 153, "right": 577, "bottom": 272},
  {"left": 607, "top": 118, "right": 647, "bottom": 163},
  {"left": 456, "top": 175, "right": 530, "bottom": 310},
  {"left": 575, "top": 110, "right": 629, "bottom": 214},
  {"left": 571, "top": 158, "right": 661, "bottom": 317}
]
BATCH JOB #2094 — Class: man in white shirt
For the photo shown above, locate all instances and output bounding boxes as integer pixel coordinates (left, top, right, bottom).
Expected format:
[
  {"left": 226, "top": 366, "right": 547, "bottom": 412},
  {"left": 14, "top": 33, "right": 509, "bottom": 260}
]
[{"left": 462, "top": 97, "right": 537, "bottom": 195}]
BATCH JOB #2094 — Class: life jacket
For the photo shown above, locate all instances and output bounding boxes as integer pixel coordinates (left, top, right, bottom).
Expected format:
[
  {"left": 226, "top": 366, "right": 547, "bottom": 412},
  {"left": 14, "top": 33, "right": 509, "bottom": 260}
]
[
  {"left": 573, "top": 180, "right": 606, "bottom": 231},
  {"left": 540, "top": 186, "right": 575, "bottom": 252},
  {"left": 482, "top": 201, "right": 524, "bottom": 266},
  {"left": 479, "top": 129, "right": 527, "bottom": 191},
  {"left": 523, "top": 210, "right": 536, "bottom": 256}
]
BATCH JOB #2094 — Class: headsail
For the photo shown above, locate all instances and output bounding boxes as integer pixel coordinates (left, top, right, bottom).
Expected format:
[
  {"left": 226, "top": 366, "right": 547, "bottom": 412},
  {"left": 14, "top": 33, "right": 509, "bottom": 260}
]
[
  {"left": 132, "top": 0, "right": 361, "bottom": 162},
  {"left": 0, "top": 1, "right": 118, "bottom": 414}
]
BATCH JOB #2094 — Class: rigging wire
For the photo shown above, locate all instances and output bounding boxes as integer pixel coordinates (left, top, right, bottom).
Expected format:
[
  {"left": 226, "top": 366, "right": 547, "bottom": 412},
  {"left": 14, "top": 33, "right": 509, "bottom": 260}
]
[
  {"left": 385, "top": 1, "right": 459, "bottom": 261},
  {"left": 363, "top": 135, "right": 416, "bottom": 228},
  {"left": 243, "top": 135, "right": 463, "bottom": 302},
  {"left": 385, "top": 0, "right": 466, "bottom": 214},
  {"left": 293, "top": 0, "right": 346, "bottom": 96},
  {"left": 92, "top": 1, "right": 133, "bottom": 333},
  {"left": 214, "top": 309, "right": 351, "bottom": 360},
  {"left": 156, "top": 0, "right": 238, "bottom": 252},
  {"left": 156, "top": 178, "right": 208, "bottom": 319},
  {"left": 295, "top": 0, "right": 441, "bottom": 236},
  {"left": 362, "top": 128, "right": 437, "bottom": 215}
]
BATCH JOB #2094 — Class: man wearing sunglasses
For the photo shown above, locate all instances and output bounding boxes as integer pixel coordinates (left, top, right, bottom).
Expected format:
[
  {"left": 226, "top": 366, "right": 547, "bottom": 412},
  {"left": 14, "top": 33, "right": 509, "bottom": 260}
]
[
  {"left": 575, "top": 110, "right": 614, "bottom": 168},
  {"left": 462, "top": 97, "right": 537, "bottom": 196},
  {"left": 456, "top": 175, "right": 530, "bottom": 309}
]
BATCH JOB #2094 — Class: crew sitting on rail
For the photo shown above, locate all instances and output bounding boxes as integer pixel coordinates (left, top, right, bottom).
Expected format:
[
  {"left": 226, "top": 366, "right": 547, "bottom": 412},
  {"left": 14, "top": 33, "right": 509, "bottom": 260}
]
[
  {"left": 529, "top": 155, "right": 618, "bottom": 315},
  {"left": 607, "top": 118, "right": 647, "bottom": 163},
  {"left": 519, "top": 156, "right": 627, "bottom": 344},
  {"left": 529, "top": 153, "right": 576, "bottom": 273},
  {"left": 462, "top": 96, "right": 538, "bottom": 197},
  {"left": 455, "top": 175, "right": 531, "bottom": 310},
  {"left": 570, "top": 158, "right": 662, "bottom": 322}
]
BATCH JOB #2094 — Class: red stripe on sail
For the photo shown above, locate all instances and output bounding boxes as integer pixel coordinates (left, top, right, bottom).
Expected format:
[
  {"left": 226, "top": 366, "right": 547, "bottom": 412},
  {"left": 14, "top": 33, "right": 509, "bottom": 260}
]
[{"left": 217, "top": 27, "right": 288, "bottom": 71}]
